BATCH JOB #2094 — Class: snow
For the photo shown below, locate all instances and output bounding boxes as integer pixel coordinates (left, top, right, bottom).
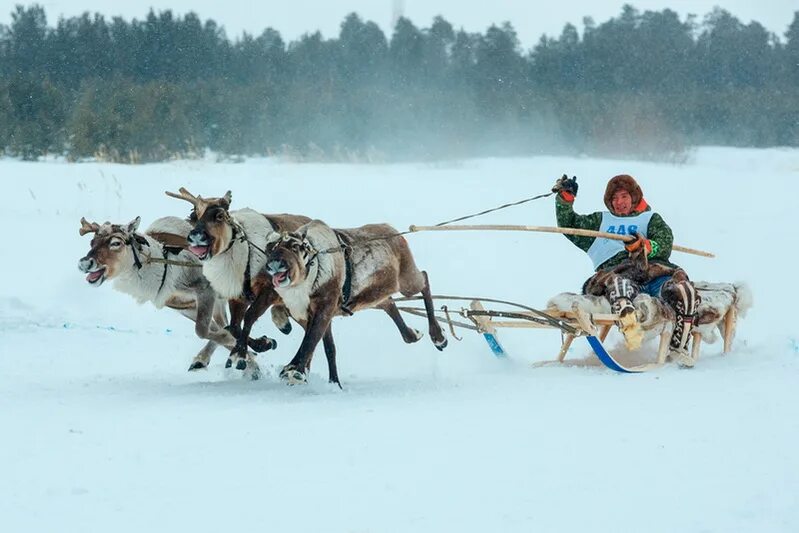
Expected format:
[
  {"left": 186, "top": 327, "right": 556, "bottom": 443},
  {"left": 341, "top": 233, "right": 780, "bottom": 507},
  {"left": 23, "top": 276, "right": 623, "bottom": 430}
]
[{"left": 1, "top": 147, "right": 797, "bottom": 532}]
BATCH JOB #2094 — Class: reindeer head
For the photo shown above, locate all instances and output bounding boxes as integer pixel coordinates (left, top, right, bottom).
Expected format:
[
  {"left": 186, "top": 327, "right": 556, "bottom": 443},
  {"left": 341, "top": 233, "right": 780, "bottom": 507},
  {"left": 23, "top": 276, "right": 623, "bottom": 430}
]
[
  {"left": 165, "top": 188, "right": 233, "bottom": 260},
  {"left": 265, "top": 231, "right": 317, "bottom": 289},
  {"left": 77, "top": 216, "right": 142, "bottom": 286}
]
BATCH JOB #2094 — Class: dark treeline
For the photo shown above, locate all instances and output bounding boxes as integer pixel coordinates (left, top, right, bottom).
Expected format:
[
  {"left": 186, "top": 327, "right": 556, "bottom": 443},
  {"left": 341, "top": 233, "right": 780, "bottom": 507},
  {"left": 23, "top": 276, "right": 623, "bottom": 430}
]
[{"left": 1, "top": 4, "right": 798, "bottom": 161}]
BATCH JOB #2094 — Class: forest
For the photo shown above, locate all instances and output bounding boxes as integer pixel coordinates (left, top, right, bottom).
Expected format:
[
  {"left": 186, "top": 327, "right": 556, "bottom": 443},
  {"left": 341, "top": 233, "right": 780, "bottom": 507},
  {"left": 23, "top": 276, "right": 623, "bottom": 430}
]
[{"left": 0, "top": 4, "right": 797, "bottom": 161}]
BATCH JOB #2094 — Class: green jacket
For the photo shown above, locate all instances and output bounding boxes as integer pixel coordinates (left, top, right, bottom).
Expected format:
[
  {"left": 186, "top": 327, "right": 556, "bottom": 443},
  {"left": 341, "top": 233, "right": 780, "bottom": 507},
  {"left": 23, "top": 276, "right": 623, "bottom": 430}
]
[{"left": 555, "top": 195, "right": 677, "bottom": 271}]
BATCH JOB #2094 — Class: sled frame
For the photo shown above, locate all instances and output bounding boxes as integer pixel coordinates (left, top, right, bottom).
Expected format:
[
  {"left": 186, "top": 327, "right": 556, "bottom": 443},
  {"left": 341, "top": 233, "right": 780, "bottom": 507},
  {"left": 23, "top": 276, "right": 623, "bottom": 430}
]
[{"left": 395, "top": 295, "right": 739, "bottom": 372}]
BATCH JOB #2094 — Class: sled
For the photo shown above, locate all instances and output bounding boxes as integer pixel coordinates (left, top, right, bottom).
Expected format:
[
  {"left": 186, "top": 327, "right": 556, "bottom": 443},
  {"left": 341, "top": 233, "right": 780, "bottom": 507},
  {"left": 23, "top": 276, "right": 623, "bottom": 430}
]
[{"left": 395, "top": 282, "right": 750, "bottom": 373}]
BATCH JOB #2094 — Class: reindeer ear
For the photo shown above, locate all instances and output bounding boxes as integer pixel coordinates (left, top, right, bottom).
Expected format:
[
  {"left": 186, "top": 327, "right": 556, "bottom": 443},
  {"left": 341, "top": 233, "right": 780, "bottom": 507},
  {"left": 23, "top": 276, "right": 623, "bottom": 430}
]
[
  {"left": 222, "top": 191, "right": 232, "bottom": 208},
  {"left": 127, "top": 216, "right": 141, "bottom": 234}
]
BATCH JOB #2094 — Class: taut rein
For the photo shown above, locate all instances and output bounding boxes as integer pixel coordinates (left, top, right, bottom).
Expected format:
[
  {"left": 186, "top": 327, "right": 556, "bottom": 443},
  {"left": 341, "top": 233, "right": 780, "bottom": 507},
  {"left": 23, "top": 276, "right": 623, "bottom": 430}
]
[{"left": 271, "top": 190, "right": 557, "bottom": 259}]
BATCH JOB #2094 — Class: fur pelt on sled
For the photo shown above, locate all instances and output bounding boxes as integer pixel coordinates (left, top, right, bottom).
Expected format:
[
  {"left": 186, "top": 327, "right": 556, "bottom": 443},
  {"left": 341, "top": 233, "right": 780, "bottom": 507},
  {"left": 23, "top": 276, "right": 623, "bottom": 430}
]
[{"left": 546, "top": 282, "right": 752, "bottom": 345}]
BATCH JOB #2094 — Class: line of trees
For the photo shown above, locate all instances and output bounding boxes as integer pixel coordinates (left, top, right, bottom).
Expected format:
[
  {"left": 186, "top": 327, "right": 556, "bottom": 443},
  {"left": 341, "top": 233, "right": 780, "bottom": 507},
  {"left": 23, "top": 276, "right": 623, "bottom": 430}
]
[{"left": 0, "top": 4, "right": 797, "bottom": 162}]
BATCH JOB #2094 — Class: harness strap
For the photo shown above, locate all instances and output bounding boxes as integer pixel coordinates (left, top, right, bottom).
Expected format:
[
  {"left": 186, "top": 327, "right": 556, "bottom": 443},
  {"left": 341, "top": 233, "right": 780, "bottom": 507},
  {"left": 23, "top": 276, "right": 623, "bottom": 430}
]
[
  {"left": 219, "top": 221, "right": 247, "bottom": 256},
  {"left": 242, "top": 241, "right": 256, "bottom": 302},
  {"left": 128, "top": 236, "right": 145, "bottom": 269},
  {"left": 156, "top": 245, "right": 170, "bottom": 296},
  {"left": 229, "top": 224, "right": 257, "bottom": 302},
  {"left": 334, "top": 231, "right": 354, "bottom": 316}
]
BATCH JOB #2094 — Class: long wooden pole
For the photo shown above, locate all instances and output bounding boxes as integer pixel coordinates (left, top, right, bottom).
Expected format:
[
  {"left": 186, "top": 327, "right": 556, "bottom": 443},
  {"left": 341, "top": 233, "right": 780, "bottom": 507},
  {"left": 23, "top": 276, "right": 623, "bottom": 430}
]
[{"left": 408, "top": 224, "right": 715, "bottom": 258}]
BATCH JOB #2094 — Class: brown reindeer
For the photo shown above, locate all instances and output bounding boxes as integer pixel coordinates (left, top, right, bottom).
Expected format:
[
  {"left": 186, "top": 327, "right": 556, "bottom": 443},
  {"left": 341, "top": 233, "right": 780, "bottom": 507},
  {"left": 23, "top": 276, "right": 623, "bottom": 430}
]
[
  {"left": 165, "top": 188, "right": 310, "bottom": 370},
  {"left": 265, "top": 219, "right": 448, "bottom": 386}
]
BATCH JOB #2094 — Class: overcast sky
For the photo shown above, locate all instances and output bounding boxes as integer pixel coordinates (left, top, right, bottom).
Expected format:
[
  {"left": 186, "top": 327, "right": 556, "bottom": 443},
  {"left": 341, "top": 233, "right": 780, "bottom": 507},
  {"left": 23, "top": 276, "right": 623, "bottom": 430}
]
[{"left": 2, "top": 1, "right": 796, "bottom": 47}]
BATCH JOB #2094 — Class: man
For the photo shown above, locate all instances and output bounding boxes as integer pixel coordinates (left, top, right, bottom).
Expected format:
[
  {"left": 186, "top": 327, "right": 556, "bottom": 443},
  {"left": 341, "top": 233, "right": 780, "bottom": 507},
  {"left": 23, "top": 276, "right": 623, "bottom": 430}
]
[{"left": 552, "top": 174, "right": 700, "bottom": 367}]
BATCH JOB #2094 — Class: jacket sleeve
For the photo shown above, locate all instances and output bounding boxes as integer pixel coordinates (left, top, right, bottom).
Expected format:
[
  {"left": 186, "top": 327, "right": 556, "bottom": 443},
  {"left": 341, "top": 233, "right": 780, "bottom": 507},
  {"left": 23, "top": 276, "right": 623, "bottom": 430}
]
[
  {"left": 647, "top": 213, "right": 673, "bottom": 261},
  {"left": 555, "top": 195, "right": 603, "bottom": 252}
]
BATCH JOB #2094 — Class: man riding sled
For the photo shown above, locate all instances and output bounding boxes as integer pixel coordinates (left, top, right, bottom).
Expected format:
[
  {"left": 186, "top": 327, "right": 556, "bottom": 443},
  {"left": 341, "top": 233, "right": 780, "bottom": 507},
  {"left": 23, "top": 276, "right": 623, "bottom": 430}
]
[{"left": 552, "top": 174, "right": 700, "bottom": 367}]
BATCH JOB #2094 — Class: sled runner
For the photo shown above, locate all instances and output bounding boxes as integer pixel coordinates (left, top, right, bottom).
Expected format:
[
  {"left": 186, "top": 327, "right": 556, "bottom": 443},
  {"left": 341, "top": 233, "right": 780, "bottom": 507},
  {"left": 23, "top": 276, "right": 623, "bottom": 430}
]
[{"left": 396, "top": 282, "right": 750, "bottom": 372}]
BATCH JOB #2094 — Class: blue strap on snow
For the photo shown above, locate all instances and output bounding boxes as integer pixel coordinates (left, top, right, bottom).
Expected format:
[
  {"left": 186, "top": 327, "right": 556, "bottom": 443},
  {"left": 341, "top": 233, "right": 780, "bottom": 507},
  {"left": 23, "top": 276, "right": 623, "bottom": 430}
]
[
  {"left": 483, "top": 332, "right": 507, "bottom": 358},
  {"left": 586, "top": 335, "right": 642, "bottom": 373}
]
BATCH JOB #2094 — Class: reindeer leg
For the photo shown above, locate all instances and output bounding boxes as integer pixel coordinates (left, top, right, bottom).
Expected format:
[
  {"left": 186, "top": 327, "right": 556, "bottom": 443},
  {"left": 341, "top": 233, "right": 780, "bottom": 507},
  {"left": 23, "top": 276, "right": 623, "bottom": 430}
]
[
  {"left": 225, "top": 299, "right": 248, "bottom": 368},
  {"left": 322, "top": 326, "right": 342, "bottom": 388},
  {"left": 281, "top": 306, "right": 334, "bottom": 385},
  {"left": 379, "top": 298, "right": 423, "bottom": 344},
  {"left": 212, "top": 299, "right": 229, "bottom": 332},
  {"left": 232, "top": 289, "right": 280, "bottom": 370},
  {"left": 189, "top": 340, "right": 219, "bottom": 371},
  {"left": 181, "top": 294, "right": 237, "bottom": 370},
  {"left": 419, "top": 271, "right": 447, "bottom": 351},
  {"left": 271, "top": 304, "right": 292, "bottom": 335},
  {"left": 226, "top": 299, "right": 247, "bottom": 337}
]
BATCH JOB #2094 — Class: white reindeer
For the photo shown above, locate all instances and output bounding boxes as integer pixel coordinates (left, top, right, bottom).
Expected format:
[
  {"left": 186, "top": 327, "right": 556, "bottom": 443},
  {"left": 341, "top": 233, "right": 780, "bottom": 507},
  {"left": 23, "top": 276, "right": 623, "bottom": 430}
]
[{"left": 78, "top": 215, "right": 264, "bottom": 375}]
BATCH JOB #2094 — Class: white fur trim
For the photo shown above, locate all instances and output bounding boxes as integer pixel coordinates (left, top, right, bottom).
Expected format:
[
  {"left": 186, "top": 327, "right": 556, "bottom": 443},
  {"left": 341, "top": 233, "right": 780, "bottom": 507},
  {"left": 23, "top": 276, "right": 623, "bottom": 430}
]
[{"left": 548, "top": 280, "right": 748, "bottom": 344}]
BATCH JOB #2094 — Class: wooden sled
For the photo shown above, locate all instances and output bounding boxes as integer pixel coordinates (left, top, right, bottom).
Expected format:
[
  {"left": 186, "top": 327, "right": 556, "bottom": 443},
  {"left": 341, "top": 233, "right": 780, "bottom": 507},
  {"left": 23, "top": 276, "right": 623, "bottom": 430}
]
[{"left": 395, "top": 282, "right": 750, "bottom": 373}]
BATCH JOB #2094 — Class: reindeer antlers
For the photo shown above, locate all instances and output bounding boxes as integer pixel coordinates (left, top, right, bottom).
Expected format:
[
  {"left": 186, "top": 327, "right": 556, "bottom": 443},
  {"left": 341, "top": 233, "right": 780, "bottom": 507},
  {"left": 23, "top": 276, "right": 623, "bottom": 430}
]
[
  {"left": 165, "top": 187, "right": 200, "bottom": 206},
  {"left": 79, "top": 217, "right": 101, "bottom": 236},
  {"left": 165, "top": 188, "right": 233, "bottom": 208}
]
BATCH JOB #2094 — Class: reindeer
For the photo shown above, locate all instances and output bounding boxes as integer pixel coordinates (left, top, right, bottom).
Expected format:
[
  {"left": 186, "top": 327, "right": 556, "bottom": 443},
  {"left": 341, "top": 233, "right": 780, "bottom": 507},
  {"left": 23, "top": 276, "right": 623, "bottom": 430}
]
[
  {"left": 265, "top": 219, "right": 448, "bottom": 386},
  {"left": 165, "top": 188, "right": 310, "bottom": 370},
  {"left": 77, "top": 216, "right": 268, "bottom": 375}
]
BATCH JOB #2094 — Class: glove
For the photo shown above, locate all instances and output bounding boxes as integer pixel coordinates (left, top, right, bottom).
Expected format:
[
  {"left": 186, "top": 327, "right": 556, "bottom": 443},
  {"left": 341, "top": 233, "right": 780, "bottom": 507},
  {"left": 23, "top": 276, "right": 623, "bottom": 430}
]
[
  {"left": 552, "top": 174, "right": 578, "bottom": 201},
  {"left": 624, "top": 232, "right": 653, "bottom": 256}
]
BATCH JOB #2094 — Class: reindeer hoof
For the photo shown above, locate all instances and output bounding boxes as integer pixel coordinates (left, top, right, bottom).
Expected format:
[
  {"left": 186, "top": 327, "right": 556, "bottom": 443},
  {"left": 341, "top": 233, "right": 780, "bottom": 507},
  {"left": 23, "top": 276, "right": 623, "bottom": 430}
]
[
  {"left": 188, "top": 361, "right": 207, "bottom": 371},
  {"left": 249, "top": 336, "right": 277, "bottom": 353},
  {"left": 235, "top": 358, "right": 248, "bottom": 371},
  {"left": 224, "top": 358, "right": 233, "bottom": 369},
  {"left": 434, "top": 338, "right": 448, "bottom": 351},
  {"left": 278, "top": 322, "right": 292, "bottom": 335},
  {"left": 671, "top": 348, "right": 695, "bottom": 368},
  {"left": 405, "top": 329, "right": 424, "bottom": 344},
  {"left": 280, "top": 366, "right": 307, "bottom": 385}
]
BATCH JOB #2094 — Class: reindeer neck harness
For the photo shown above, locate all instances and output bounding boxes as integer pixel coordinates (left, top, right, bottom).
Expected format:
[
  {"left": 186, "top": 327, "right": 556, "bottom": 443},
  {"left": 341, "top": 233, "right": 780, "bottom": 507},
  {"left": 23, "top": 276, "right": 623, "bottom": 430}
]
[
  {"left": 279, "top": 232, "right": 354, "bottom": 315},
  {"left": 126, "top": 234, "right": 149, "bottom": 270},
  {"left": 333, "top": 231, "right": 354, "bottom": 316},
  {"left": 155, "top": 245, "right": 175, "bottom": 296},
  {"left": 127, "top": 234, "right": 173, "bottom": 297}
]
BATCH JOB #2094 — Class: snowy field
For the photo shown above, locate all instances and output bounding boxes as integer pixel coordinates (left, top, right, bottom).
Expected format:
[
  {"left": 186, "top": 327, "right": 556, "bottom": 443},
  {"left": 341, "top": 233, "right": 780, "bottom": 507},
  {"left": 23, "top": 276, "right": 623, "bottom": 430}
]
[{"left": 1, "top": 147, "right": 797, "bottom": 532}]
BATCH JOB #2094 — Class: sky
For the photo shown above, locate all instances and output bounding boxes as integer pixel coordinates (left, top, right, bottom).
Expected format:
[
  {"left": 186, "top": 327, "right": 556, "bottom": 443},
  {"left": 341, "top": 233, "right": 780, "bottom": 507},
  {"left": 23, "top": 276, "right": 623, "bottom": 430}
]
[{"left": 1, "top": 1, "right": 796, "bottom": 47}]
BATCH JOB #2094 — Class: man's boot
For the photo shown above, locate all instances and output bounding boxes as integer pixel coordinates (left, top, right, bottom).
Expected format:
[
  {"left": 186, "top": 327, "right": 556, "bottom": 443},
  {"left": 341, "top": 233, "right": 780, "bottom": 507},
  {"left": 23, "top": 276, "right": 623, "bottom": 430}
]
[
  {"left": 662, "top": 276, "right": 700, "bottom": 367},
  {"left": 607, "top": 276, "right": 643, "bottom": 350}
]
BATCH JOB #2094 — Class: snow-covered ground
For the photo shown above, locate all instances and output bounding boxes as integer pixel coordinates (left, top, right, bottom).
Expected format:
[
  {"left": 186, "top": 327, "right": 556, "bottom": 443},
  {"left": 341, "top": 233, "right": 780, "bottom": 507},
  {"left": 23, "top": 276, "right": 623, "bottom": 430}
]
[{"left": 1, "top": 147, "right": 797, "bottom": 532}]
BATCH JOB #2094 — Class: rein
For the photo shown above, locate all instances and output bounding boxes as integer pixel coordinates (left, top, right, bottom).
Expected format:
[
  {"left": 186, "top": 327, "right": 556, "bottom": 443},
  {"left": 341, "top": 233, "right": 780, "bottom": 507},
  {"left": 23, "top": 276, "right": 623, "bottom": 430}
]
[
  {"left": 394, "top": 294, "right": 578, "bottom": 335},
  {"left": 312, "top": 190, "right": 556, "bottom": 256},
  {"left": 221, "top": 190, "right": 557, "bottom": 263},
  {"left": 126, "top": 236, "right": 175, "bottom": 298},
  {"left": 147, "top": 257, "right": 202, "bottom": 268}
]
